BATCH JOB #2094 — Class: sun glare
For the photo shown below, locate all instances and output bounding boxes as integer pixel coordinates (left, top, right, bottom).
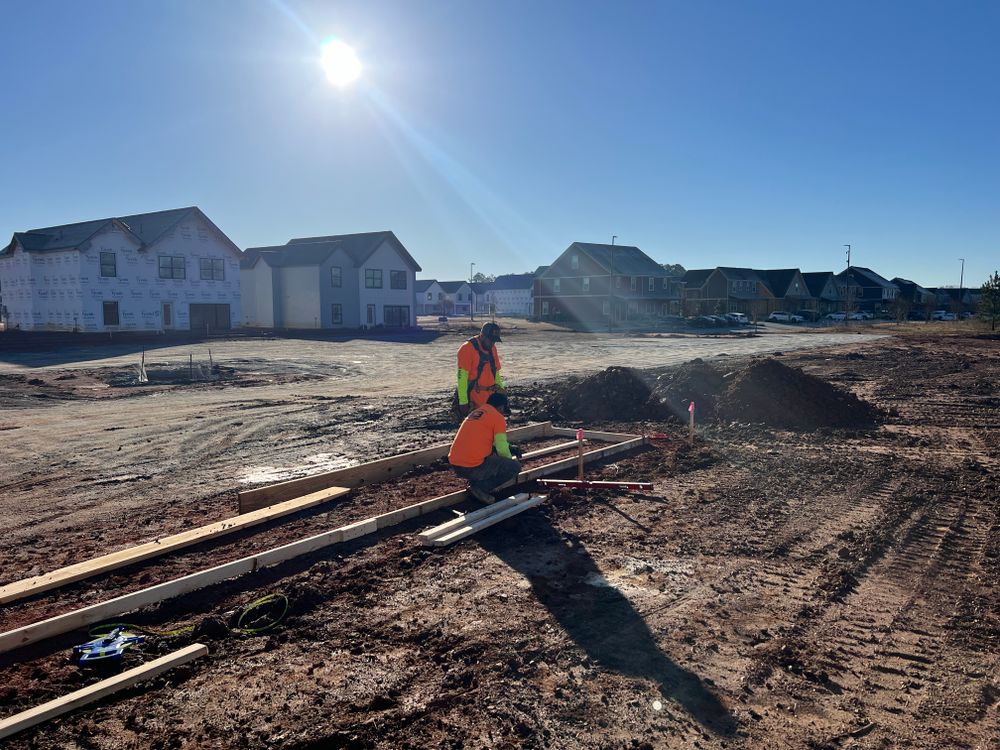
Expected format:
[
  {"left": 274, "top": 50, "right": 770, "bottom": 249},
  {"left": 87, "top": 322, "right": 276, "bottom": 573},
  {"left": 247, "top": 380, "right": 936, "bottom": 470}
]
[{"left": 321, "top": 40, "right": 362, "bottom": 86}]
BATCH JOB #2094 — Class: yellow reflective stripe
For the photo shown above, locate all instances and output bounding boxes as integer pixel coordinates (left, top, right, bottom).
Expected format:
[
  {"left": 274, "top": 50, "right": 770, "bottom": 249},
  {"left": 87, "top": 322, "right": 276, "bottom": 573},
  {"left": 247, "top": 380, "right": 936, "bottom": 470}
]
[
  {"left": 494, "top": 433, "right": 513, "bottom": 459},
  {"left": 457, "top": 368, "right": 470, "bottom": 405}
]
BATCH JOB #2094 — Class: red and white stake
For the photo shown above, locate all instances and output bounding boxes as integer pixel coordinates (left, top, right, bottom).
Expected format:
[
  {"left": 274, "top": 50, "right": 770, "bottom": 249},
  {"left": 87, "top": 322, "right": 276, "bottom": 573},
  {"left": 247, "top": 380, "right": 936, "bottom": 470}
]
[
  {"left": 688, "top": 401, "right": 695, "bottom": 443},
  {"left": 576, "top": 428, "right": 585, "bottom": 480}
]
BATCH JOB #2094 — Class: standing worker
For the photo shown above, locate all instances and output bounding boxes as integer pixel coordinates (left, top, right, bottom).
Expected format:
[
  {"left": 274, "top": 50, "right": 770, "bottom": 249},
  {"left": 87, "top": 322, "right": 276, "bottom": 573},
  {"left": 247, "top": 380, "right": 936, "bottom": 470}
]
[
  {"left": 448, "top": 392, "right": 522, "bottom": 504},
  {"left": 454, "top": 322, "right": 505, "bottom": 420}
]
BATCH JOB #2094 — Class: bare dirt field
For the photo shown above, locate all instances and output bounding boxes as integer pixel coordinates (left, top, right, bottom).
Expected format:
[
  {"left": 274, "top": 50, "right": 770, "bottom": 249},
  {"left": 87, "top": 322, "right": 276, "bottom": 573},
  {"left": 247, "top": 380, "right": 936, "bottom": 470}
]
[{"left": 0, "top": 328, "right": 997, "bottom": 749}]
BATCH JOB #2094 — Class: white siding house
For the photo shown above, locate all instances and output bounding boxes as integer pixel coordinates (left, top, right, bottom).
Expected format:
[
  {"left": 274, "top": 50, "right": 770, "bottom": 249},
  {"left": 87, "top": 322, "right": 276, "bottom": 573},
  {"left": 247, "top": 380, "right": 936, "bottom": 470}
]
[
  {"left": 241, "top": 231, "right": 421, "bottom": 329},
  {"left": 0, "top": 207, "right": 242, "bottom": 332},
  {"left": 438, "top": 281, "right": 473, "bottom": 316},
  {"left": 482, "top": 273, "right": 535, "bottom": 316},
  {"left": 415, "top": 279, "right": 445, "bottom": 315}
]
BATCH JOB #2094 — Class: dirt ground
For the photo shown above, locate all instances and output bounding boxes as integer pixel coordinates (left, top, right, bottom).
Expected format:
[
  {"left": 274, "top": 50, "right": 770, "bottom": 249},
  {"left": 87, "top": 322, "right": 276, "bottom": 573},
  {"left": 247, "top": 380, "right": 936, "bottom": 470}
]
[{"left": 0, "top": 329, "right": 997, "bottom": 749}]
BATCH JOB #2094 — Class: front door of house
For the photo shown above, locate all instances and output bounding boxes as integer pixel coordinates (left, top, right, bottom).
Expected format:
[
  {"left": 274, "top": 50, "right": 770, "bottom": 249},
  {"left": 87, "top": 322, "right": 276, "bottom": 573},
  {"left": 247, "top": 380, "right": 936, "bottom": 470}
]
[
  {"left": 367, "top": 304, "right": 376, "bottom": 326},
  {"left": 162, "top": 302, "right": 172, "bottom": 329}
]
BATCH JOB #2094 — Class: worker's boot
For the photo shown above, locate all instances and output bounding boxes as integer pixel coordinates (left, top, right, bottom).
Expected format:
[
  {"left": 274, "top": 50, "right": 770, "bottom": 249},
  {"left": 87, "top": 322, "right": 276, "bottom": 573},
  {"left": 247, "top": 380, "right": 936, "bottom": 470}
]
[{"left": 468, "top": 486, "right": 496, "bottom": 505}]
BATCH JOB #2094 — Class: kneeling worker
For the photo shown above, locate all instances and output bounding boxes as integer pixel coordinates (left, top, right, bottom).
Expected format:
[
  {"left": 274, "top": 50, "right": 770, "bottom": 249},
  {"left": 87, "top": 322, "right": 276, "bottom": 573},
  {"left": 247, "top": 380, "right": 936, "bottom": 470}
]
[{"left": 448, "top": 392, "right": 522, "bottom": 504}]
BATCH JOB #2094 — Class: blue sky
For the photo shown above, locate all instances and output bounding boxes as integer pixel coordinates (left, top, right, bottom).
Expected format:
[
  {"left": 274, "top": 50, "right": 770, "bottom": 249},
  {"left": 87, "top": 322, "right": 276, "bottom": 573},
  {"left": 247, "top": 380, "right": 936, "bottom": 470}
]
[{"left": 1, "top": 0, "right": 996, "bottom": 286}]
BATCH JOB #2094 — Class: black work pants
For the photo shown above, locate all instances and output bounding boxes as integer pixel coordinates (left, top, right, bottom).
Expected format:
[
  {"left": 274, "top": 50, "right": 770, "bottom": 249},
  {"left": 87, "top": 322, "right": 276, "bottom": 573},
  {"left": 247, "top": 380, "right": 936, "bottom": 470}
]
[{"left": 451, "top": 455, "right": 521, "bottom": 495}]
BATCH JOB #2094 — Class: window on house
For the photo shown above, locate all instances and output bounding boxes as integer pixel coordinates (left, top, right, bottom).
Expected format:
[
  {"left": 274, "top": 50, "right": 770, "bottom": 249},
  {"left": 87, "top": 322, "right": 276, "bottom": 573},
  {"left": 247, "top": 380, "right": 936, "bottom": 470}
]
[
  {"left": 158, "top": 255, "right": 185, "bottom": 279},
  {"left": 180, "top": 225, "right": 192, "bottom": 240},
  {"left": 603, "top": 301, "right": 610, "bottom": 316},
  {"left": 331, "top": 303, "right": 343, "bottom": 324},
  {"left": 197, "top": 227, "right": 209, "bottom": 241},
  {"left": 553, "top": 278, "right": 561, "bottom": 292},
  {"left": 648, "top": 277, "right": 654, "bottom": 292},
  {"left": 616, "top": 276, "right": 622, "bottom": 288},
  {"left": 331, "top": 266, "right": 342, "bottom": 287},
  {"left": 582, "top": 277, "right": 590, "bottom": 292},
  {"left": 390, "top": 270, "right": 407, "bottom": 289},
  {"left": 571, "top": 254, "right": 579, "bottom": 270},
  {"left": 365, "top": 269, "right": 383, "bottom": 288},
  {"left": 630, "top": 276, "right": 637, "bottom": 291},
  {"left": 199, "top": 258, "right": 225, "bottom": 281},
  {"left": 100, "top": 252, "right": 116, "bottom": 277},
  {"left": 102, "top": 301, "right": 119, "bottom": 326},
  {"left": 426, "top": 292, "right": 432, "bottom": 300},
  {"left": 542, "top": 301, "right": 549, "bottom": 315},
  {"left": 662, "top": 278, "right": 668, "bottom": 290}
]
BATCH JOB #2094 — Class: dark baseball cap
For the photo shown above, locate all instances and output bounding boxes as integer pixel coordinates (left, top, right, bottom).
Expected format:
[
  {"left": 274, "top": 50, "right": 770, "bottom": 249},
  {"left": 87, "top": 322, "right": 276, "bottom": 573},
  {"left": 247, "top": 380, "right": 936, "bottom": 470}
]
[{"left": 480, "top": 322, "right": 502, "bottom": 342}]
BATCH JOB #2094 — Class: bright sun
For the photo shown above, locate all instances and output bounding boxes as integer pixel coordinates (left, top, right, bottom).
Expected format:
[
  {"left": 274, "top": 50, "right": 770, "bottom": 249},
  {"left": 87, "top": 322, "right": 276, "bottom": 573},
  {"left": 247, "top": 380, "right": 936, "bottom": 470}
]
[{"left": 321, "top": 40, "right": 362, "bottom": 86}]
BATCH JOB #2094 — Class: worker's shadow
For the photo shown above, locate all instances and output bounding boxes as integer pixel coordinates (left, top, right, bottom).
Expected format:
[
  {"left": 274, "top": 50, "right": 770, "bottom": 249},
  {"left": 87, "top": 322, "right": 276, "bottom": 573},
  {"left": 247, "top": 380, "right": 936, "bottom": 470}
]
[{"left": 478, "top": 514, "right": 736, "bottom": 737}]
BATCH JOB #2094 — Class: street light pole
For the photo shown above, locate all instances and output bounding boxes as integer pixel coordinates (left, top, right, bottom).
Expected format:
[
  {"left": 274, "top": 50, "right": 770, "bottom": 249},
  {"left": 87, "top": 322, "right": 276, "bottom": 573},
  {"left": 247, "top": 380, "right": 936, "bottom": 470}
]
[
  {"left": 958, "top": 258, "right": 965, "bottom": 314},
  {"left": 469, "top": 262, "right": 476, "bottom": 321},
  {"left": 843, "top": 244, "right": 852, "bottom": 317},
  {"left": 609, "top": 235, "right": 617, "bottom": 333}
]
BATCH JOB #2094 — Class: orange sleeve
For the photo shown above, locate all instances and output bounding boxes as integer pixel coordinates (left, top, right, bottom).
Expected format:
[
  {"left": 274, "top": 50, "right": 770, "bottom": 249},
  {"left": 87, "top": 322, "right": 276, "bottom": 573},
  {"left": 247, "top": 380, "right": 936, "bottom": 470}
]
[{"left": 458, "top": 342, "right": 474, "bottom": 372}]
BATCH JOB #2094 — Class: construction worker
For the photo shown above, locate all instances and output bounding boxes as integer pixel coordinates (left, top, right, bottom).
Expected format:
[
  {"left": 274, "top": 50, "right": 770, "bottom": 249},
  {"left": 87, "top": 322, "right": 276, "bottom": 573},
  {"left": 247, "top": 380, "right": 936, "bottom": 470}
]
[
  {"left": 448, "top": 392, "right": 523, "bottom": 504},
  {"left": 454, "top": 322, "right": 505, "bottom": 420}
]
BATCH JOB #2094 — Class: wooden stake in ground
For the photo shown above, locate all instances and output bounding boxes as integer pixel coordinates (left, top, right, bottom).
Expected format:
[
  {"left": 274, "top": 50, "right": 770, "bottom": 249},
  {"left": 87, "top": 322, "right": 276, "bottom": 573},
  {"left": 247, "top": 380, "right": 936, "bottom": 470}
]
[
  {"left": 576, "top": 428, "right": 584, "bottom": 480},
  {"left": 688, "top": 401, "right": 695, "bottom": 443}
]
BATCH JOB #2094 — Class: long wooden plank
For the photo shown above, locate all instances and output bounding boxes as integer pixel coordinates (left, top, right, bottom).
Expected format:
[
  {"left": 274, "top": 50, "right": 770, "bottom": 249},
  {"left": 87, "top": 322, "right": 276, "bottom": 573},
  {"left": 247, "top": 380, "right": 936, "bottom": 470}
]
[
  {"left": 430, "top": 497, "right": 546, "bottom": 547},
  {"left": 551, "top": 427, "right": 641, "bottom": 443},
  {"left": 0, "top": 644, "right": 208, "bottom": 740},
  {"left": 417, "top": 493, "right": 531, "bottom": 543},
  {"left": 239, "top": 421, "right": 553, "bottom": 512},
  {"left": 521, "top": 440, "right": 584, "bottom": 460},
  {"left": 0, "top": 434, "right": 643, "bottom": 655},
  {"left": 0, "top": 486, "right": 351, "bottom": 606}
]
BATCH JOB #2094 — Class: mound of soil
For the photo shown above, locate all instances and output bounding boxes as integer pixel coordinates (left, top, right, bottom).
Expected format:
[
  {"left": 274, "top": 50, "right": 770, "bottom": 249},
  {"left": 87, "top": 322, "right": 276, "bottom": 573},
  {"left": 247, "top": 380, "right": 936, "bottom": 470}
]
[
  {"left": 548, "top": 366, "right": 670, "bottom": 422},
  {"left": 654, "top": 358, "right": 725, "bottom": 421},
  {"left": 717, "top": 358, "right": 881, "bottom": 430}
]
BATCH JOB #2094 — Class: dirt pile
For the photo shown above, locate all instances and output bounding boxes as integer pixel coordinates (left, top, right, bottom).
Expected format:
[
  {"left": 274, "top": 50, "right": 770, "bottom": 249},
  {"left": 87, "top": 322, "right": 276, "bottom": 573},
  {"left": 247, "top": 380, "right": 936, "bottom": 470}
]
[
  {"left": 548, "top": 366, "right": 670, "bottom": 422},
  {"left": 717, "top": 358, "right": 881, "bottom": 430},
  {"left": 654, "top": 358, "right": 725, "bottom": 420}
]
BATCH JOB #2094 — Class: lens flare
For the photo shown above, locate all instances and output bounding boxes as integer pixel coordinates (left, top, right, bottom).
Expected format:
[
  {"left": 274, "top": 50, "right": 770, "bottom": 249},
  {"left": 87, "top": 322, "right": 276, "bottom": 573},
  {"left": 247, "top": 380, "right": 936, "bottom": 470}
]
[{"left": 321, "top": 40, "right": 362, "bottom": 86}]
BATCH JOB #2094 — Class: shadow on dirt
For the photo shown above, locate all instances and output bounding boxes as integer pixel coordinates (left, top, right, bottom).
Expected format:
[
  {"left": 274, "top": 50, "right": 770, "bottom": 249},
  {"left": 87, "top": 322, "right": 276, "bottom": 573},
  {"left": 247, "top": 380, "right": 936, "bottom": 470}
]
[{"left": 479, "top": 514, "right": 737, "bottom": 736}]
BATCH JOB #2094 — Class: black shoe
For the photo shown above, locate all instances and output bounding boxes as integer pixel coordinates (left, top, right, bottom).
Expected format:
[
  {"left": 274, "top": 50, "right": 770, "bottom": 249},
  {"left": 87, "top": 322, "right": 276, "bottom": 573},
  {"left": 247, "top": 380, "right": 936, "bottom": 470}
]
[{"left": 468, "top": 486, "right": 496, "bottom": 505}]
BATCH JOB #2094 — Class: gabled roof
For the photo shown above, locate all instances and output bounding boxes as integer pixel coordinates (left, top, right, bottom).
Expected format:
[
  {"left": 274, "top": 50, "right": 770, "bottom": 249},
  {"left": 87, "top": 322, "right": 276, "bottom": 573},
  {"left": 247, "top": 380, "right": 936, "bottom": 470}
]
[
  {"left": 415, "top": 279, "right": 439, "bottom": 293},
  {"left": 491, "top": 273, "right": 535, "bottom": 291},
  {"left": 892, "top": 277, "right": 932, "bottom": 297},
  {"left": 286, "top": 231, "right": 421, "bottom": 272},
  {"left": 1, "top": 206, "right": 240, "bottom": 258},
  {"left": 469, "top": 282, "right": 491, "bottom": 295},
  {"left": 716, "top": 267, "right": 767, "bottom": 283},
  {"left": 533, "top": 265, "right": 549, "bottom": 276},
  {"left": 547, "top": 242, "right": 669, "bottom": 277},
  {"left": 438, "top": 281, "right": 471, "bottom": 294},
  {"left": 241, "top": 241, "right": 340, "bottom": 270},
  {"left": 802, "top": 271, "right": 836, "bottom": 298},
  {"left": 681, "top": 269, "right": 715, "bottom": 288},
  {"left": 839, "top": 266, "right": 896, "bottom": 288},
  {"left": 755, "top": 269, "right": 807, "bottom": 298}
]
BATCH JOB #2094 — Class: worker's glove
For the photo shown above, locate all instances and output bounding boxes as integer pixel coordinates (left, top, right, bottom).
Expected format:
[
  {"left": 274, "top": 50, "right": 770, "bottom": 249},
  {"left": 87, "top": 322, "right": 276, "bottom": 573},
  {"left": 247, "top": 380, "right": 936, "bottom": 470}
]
[
  {"left": 458, "top": 402, "right": 472, "bottom": 417},
  {"left": 510, "top": 444, "right": 524, "bottom": 460}
]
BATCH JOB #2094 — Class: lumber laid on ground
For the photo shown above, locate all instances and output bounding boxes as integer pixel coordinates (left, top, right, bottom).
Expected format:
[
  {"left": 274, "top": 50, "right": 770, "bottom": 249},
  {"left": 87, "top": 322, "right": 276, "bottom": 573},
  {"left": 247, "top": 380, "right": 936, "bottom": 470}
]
[
  {"left": 0, "top": 432, "right": 643, "bottom": 655},
  {"left": 239, "top": 421, "right": 553, "bottom": 512},
  {"left": 429, "top": 497, "right": 546, "bottom": 547},
  {"left": 550, "top": 427, "right": 641, "bottom": 443},
  {"left": 0, "top": 486, "right": 351, "bottom": 607},
  {"left": 0, "top": 644, "right": 207, "bottom": 740},
  {"left": 521, "top": 440, "right": 584, "bottom": 460},
  {"left": 417, "top": 493, "right": 531, "bottom": 543}
]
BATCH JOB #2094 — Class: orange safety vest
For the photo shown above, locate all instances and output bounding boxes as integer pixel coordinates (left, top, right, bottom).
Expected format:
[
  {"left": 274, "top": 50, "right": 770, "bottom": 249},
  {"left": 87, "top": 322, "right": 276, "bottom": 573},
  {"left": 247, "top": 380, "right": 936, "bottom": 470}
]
[
  {"left": 448, "top": 404, "right": 507, "bottom": 468},
  {"left": 458, "top": 337, "right": 502, "bottom": 408}
]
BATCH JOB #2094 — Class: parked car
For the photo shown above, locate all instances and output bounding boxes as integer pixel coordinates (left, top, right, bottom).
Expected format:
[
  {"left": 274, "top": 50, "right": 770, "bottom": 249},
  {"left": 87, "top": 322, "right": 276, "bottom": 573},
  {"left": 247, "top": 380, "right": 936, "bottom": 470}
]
[
  {"left": 931, "top": 310, "right": 956, "bottom": 321},
  {"left": 960, "top": 311, "right": 973, "bottom": 320},
  {"left": 437, "top": 315, "right": 449, "bottom": 323},
  {"left": 847, "top": 312, "right": 869, "bottom": 321},
  {"left": 825, "top": 312, "right": 847, "bottom": 321},
  {"left": 725, "top": 312, "right": 749, "bottom": 325},
  {"left": 706, "top": 315, "right": 730, "bottom": 327},
  {"left": 767, "top": 311, "right": 804, "bottom": 323}
]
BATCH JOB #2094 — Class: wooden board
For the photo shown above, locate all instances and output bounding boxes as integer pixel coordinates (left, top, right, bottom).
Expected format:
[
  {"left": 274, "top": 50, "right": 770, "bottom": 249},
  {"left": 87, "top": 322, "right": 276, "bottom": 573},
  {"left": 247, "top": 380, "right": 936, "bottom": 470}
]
[
  {"left": 537, "top": 479, "right": 653, "bottom": 490},
  {"left": 550, "top": 427, "right": 641, "bottom": 443},
  {"left": 429, "top": 497, "right": 545, "bottom": 546},
  {"left": 0, "top": 433, "right": 644, "bottom": 655},
  {"left": 0, "top": 644, "right": 207, "bottom": 740},
  {"left": 0, "top": 486, "right": 350, "bottom": 606},
  {"left": 417, "top": 493, "right": 532, "bottom": 543},
  {"left": 238, "top": 421, "right": 553, "bottom": 512}
]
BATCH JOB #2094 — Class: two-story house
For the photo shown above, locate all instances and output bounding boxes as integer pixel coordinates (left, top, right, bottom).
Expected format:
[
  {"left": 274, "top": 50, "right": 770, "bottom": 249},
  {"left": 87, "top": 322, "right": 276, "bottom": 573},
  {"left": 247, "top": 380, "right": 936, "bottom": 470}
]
[
  {"left": 415, "top": 279, "right": 446, "bottom": 315},
  {"left": 0, "top": 206, "right": 241, "bottom": 332},
  {"left": 241, "top": 231, "right": 421, "bottom": 329},
  {"left": 835, "top": 266, "right": 899, "bottom": 315},
  {"left": 534, "top": 242, "right": 683, "bottom": 327},
  {"left": 682, "top": 267, "right": 774, "bottom": 320},
  {"left": 438, "top": 281, "right": 473, "bottom": 316},
  {"left": 802, "top": 272, "right": 842, "bottom": 317},
  {"left": 482, "top": 273, "right": 535, "bottom": 317},
  {"left": 755, "top": 269, "right": 815, "bottom": 317}
]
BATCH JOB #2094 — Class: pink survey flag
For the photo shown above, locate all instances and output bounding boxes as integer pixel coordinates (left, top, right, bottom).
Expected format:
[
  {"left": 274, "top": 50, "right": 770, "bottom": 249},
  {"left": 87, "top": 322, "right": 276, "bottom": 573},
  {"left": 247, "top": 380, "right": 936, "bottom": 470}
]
[
  {"left": 688, "top": 401, "right": 695, "bottom": 413},
  {"left": 576, "top": 429, "right": 584, "bottom": 441}
]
